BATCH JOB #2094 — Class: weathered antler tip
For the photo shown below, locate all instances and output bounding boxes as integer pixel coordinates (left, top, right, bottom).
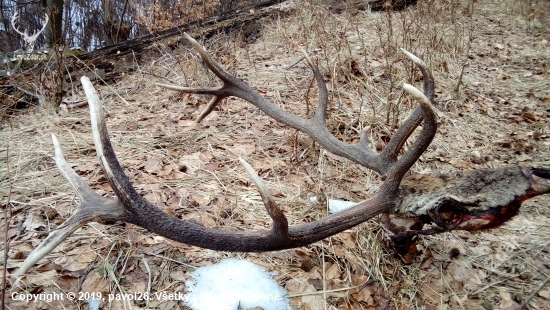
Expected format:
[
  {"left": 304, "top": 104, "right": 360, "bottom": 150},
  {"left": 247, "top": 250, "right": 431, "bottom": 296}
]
[
  {"left": 299, "top": 48, "right": 314, "bottom": 67},
  {"left": 238, "top": 157, "right": 271, "bottom": 196},
  {"left": 51, "top": 133, "right": 59, "bottom": 147},
  {"left": 183, "top": 32, "right": 204, "bottom": 53},
  {"left": 155, "top": 82, "right": 182, "bottom": 91},
  {"left": 402, "top": 84, "right": 432, "bottom": 107},
  {"left": 401, "top": 48, "right": 425, "bottom": 67}
]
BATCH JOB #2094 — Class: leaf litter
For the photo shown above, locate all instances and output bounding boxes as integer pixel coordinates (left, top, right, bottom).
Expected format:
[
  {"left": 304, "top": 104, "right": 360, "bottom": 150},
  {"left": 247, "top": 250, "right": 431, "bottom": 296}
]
[{"left": 1, "top": 0, "right": 550, "bottom": 309}]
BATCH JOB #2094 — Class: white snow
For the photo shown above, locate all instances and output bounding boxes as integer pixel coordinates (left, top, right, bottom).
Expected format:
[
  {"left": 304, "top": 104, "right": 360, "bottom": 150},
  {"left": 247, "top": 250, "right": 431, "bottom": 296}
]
[
  {"left": 328, "top": 198, "right": 357, "bottom": 214},
  {"left": 185, "top": 258, "right": 290, "bottom": 310},
  {"left": 87, "top": 299, "right": 100, "bottom": 310}
]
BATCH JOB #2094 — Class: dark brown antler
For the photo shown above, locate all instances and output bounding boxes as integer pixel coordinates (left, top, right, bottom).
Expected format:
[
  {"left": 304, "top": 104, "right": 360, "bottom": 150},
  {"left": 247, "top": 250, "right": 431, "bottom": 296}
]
[
  {"left": 156, "top": 34, "right": 436, "bottom": 179},
  {"left": 13, "top": 34, "right": 437, "bottom": 278},
  {"left": 68, "top": 55, "right": 434, "bottom": 252}
]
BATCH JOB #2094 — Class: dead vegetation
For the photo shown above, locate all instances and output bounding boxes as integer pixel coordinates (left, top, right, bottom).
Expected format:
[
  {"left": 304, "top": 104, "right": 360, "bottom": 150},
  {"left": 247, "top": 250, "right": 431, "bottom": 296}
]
[{"left": 1, "top": 0, "right": 550, "bottom": 309}]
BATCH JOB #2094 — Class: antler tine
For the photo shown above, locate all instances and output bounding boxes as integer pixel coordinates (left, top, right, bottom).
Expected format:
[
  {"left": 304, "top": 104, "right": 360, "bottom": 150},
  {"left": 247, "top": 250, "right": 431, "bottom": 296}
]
[
  {"left": 36, "top": 14, "right": 49, "bottom": 39},
  {"left": 298, "top": 48, "right": 436, "bottom": 185},
  {"left": 10, "top": 12, "right": 24, "bottom": 37},
  {"left": 380, "top": 49, "right": 436, "bottom": 167},
  {"left": 84, "top": 75, "right": 141, "bottom": 205},
  {"left": 156, "top": 33, "right": 248, "bottom": 122},
  {"left": 383, "top": 83, "right": 437, "bottom": 188},
  {"left": 12, "top": 134, "right": 125, "bottom": 279},
  {"left": 300, "top": 48, "right": 329, "bottom": 125},
  {"left": 400, "top": 49, "right": 435, "bottom": 102},
  {"left": 239, "top": 158, "right": 289, "bottom": 238}
]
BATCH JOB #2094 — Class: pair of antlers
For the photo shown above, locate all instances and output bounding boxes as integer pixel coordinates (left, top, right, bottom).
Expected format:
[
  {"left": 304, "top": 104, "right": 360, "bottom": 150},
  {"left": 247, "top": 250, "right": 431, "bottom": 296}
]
[{"left": 13, "top": 33, "right": 437, "bottom": 278}]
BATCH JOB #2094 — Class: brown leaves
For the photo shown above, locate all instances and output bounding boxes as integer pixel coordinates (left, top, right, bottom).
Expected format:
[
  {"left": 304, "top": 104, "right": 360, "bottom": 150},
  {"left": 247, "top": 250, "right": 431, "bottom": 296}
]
[
  {"left": 142, "top": 157, "right": 162, "bottom": 174},
  {"left": 54, "top": 247, "right": 96, "bottom": 272},
  {"left": 286, "top": 278, "right": 325, "bottom": 310}
]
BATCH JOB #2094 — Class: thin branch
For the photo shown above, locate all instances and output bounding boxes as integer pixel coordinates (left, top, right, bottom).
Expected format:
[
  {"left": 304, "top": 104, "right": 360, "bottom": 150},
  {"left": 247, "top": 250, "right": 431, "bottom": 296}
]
[
  {"left": 115, "top": 0, "right": 130, "bottom": 43},
  {"left": 521, "top": 275, "right": 550, "bottom": 309},
  {"left": 1, "top": 142, "right": 13, "bottom": 310}
]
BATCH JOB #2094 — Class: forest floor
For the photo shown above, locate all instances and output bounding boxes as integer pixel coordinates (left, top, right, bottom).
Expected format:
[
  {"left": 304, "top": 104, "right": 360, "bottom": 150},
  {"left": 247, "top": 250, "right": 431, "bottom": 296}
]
[{"left": 2, "top": 0, "right": 550, "bottom": 309}]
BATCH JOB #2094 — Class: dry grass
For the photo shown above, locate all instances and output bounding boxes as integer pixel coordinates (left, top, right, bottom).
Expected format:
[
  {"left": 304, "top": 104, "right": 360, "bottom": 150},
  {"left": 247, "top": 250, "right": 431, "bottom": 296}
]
[{"left": 1, "top": 0, "right": 550, "bottom": 309}]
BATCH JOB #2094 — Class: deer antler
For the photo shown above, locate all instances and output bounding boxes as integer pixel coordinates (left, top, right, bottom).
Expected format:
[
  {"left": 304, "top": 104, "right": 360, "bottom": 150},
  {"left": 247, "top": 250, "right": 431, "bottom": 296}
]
[
  {"left": 157, "top": 34, "right": 436, "bottom": 179},
  {"left": 11, "top": 11, "right": 49, "bottom": 52},
  {"left": 12, "top": 35, "right": 436, "bottom": 278}
]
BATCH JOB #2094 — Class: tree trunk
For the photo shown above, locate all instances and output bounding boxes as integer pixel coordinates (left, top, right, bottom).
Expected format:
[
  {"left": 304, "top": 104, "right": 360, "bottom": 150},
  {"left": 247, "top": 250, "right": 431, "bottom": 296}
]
[
  {"left": 103, "top": 0, "right": 114, "bottom": 45},
  {"left": 42, "top": 0, "right": 64, "bottom": 47}
]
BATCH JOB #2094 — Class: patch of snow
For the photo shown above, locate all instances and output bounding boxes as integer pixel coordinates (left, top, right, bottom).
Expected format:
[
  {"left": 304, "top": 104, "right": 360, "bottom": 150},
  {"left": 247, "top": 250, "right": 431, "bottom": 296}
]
[
  {"left": 87, "top": 299, "right": 100, "bottom": 310},
  {"left": 328, "top": 198, "right": 357, "bottom": 214},
  {"left": 185, "top": 258, "right": 290, "bottom": 310}
]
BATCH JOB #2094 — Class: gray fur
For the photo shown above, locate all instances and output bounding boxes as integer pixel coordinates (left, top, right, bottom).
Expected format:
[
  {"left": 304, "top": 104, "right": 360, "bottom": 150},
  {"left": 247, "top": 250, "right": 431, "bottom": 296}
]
[{"left": 396, "top": 166, "right": 530, "bottom": 216}]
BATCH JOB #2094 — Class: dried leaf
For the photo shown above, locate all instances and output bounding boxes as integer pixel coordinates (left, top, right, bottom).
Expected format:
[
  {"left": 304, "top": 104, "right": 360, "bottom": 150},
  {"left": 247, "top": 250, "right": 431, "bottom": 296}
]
[
  {"left": 143, "top": 157, "right": 162, "bottom": 174},
  {"left": 352, "top": 286, "right": 373, "bottom": 303},
  {"left": 307, "top": 278, "right": 323, "bottom": 290},
  {"left": 325, "top": 262, "right": 341, "bottom": 280},
  {"left": 538, "top": 290, "right": 550, "bottom": 299},
  {"left": 25, "top": 270, "right": 58, "bottom": 286}
]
